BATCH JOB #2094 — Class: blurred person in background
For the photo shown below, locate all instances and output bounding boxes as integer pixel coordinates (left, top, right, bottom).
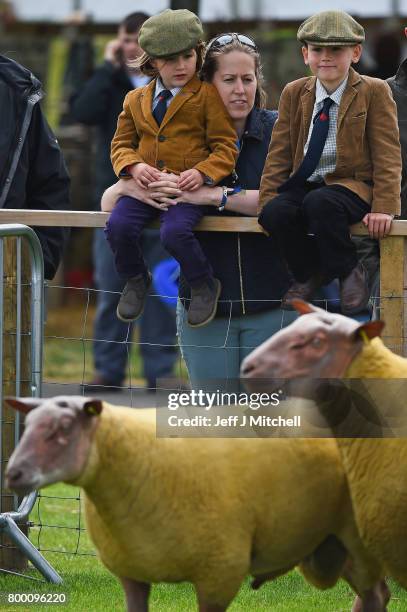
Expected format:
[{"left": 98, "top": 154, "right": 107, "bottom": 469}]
[
  {"left": 387, "top": 27, "right": 407, "bottom": 220},
  {"left": 0, "top": 54, "right": 69, "bottom": 279},
  {"left": 70, "top": 12, "right": 177, "bottom": 393}
]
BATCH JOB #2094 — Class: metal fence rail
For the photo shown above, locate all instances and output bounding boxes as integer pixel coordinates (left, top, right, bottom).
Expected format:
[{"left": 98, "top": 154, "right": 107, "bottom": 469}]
[{"left": 0, "top": 224, "right": 61, "bottom": 583}]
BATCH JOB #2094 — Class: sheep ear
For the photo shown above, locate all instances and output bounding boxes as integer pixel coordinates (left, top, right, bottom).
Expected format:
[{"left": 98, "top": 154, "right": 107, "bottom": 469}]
[
  {"left": 290, "top": 299, "right": 320, "bottom": 315},
  {"left": 354, "top": 320, "right": 385, "bottom": 343},
  {"left": 83, "top": 399, "right": 103, "bottom": 416},
  {"left": 4, "top": 397, "right": 42, "bottom": 414}
]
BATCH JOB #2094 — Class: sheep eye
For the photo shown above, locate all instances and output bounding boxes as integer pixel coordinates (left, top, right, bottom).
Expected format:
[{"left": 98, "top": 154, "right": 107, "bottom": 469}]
[
  {"left": 58, "top": 401, "right": 69, "bottom": 408},
  {"left": 312, "top": 337, "right": 322, "bottom": 346}
]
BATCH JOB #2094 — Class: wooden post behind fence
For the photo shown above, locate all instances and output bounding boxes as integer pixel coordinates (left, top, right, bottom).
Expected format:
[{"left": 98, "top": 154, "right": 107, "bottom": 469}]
[
  {"left": 380, "top": 236, "right": 406, "bottom": 356},
  {"left": 1, "top": 238, "right": 30, "bottom": 570}
]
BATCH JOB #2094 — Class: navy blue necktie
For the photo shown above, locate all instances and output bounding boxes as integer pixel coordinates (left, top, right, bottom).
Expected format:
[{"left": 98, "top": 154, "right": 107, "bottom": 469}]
[
  {"left": 279, "top": 96, "right": 334, "bottom": 192},
  {"left": 153, "top": 89, "right": 172, "bottom": 126}
]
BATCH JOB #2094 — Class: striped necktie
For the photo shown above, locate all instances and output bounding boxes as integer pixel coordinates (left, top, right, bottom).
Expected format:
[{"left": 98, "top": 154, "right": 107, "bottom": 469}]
[{"left": 278, "top": 96, "right": 334, "bottom": 192}]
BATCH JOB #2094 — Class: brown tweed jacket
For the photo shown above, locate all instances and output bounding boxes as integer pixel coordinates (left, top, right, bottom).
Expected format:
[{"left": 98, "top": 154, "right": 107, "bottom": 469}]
[
  {"left": 111, "top": 75, "right": 237, "bottom": 184},
  {"left": 259, "top": 68, "right": 401, "bottom": 216}
]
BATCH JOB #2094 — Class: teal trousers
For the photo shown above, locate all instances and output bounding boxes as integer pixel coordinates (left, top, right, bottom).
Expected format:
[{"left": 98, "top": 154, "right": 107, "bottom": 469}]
[{"left": 177, "top": 303, "right": 297, "bottom": 389}]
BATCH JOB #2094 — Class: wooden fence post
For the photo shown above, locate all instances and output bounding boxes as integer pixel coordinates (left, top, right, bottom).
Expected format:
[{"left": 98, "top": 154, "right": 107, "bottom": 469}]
[
  {"left": 0, "top": 237, "right": 31, "bottom": 570},
  {"left": 380, "top": 236, "right": 406, "bottom": 356}
]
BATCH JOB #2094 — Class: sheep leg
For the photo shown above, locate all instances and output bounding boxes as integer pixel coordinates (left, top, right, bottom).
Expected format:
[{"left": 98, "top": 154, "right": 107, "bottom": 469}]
[
  {"left": 251, "top": 565, "right": 295, "bottom": 589},
  {"left": 351, "top": 580, "right": 390, "bottom": 612},
  {"left": 120, "top": 577, "right": 151, "bottom": 612},
  {"left": 300, "top": 535, "right": 348, "bottom": 589}
]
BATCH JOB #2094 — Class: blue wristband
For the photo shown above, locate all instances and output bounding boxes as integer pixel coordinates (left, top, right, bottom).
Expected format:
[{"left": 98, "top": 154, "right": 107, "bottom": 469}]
[
  {"left": 217, "top": 185, "right": 242, "bottom": 212},
  {"left": 218, "top": 187, "right": 228, "bottom": 212}
]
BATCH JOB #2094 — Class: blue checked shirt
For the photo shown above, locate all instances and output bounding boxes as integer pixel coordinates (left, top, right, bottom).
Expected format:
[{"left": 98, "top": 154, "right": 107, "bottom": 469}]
[{"left": 306, "top": 77, "right": 348, "bottom": 183}]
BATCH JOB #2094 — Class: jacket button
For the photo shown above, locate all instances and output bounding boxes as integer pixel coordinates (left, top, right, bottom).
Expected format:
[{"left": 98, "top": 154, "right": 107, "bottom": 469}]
[
  {"left": 158, "top": 135, "right": 166, "bottom": 142},
  {"left": 157, "top": 160, "right": 165, "bottom": 169}
]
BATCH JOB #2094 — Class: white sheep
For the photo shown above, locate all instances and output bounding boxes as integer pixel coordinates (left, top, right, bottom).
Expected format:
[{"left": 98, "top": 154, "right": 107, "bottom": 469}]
[
  {"left": 5, "top": 396, "right": 385, "bottom": 611},
  {"left": 242, "top": 299, "right": 407, "bottom": 602}
]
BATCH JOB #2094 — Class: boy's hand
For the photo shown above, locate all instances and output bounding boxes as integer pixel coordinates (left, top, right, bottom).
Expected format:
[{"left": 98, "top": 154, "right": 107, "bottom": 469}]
[
  {"left": 178, "top": 169, "right": 204, "bottom": 191},
  {"left": 362, "top": 212, "right": 393, "bottom": 239},
  {"left": 129, "top": 163, "right": 162, "bottom": 188}
]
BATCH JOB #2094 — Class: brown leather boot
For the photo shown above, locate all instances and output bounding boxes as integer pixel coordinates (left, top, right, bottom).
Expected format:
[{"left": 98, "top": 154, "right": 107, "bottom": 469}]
[
  {"left": 187, "top": 278, "right": 222, "bottom": 327},
  {"left": 340, "top": 262, "right": 369, "bottom": 315},
  {"left": 116, "top": 272, "right": 152, "bottom": 323},
  {"left": 281, "top": 276, "right": 322, "bottom": 310}
]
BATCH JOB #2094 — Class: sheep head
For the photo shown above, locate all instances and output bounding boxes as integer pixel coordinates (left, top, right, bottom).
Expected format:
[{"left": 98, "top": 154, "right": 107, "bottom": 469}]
[
  {"left": 241, "top": 300, "right": 384, "bottom": 386},
  {"left": 5, "top": 396, "right": 103, "bottom": 495}
]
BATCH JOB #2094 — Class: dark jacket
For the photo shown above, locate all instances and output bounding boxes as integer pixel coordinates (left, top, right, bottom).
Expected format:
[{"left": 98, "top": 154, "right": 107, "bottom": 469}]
[
  {"left": 70, "top": 62, "right": 135, "bottom": 204},
  {"left": 179, "top": 107, "right": 291, "bottom": 317},
  {"left": 387, "top": 59, "right": 407, "bottom": 219},
  {"left": 0, "top": 55, "right": 70, "bottom": 279}
]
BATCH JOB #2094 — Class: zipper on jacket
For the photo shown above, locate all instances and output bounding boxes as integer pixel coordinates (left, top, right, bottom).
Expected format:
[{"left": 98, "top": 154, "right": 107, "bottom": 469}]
[
  {"left": 236, "top": 135, "right": 246, "bottom": 315},
  {"left": 0, "top": 90, "right": 42, "bottom": 208},
  {"left": 237, "top": 233, "right": 245, "bottom": 315}
]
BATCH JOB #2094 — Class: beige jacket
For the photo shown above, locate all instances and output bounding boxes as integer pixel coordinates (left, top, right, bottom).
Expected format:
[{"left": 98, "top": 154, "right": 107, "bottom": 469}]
[{"left": 259, "top": 68, "right": 402, "bottom": 215}]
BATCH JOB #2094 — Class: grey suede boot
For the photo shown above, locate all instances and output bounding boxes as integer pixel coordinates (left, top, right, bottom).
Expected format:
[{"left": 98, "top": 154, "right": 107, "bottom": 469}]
[
  {"left": 187, "top": 278, "right": 222, "bottom": 327},
  {"left": 116, "top": 272, "right": 152, "bottom": 323}
]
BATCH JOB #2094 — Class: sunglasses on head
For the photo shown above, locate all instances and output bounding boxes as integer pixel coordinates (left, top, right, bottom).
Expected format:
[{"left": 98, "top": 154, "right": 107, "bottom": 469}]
[{"left": 207, "top": 33, "right": 257, "bottom": 51}]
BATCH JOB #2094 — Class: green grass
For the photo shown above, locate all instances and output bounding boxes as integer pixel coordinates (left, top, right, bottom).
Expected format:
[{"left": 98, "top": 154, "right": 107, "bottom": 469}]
[{"left": 1, "top": 484, "right": 407, "bottom": 611}]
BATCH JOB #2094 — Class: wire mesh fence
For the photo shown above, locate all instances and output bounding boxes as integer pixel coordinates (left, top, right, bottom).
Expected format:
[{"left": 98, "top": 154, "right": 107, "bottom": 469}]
[
  {"left": 0, "top": 215, "right": 406, "bottom": 583},
  {"left": 18, "top": 280, "right": 406, "bottom": 574}
]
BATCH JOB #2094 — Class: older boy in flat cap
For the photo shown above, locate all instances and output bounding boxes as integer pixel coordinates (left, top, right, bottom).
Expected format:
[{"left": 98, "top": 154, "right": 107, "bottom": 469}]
[{"left": 259, "top": 10, "right": 401, "bottom": 314}]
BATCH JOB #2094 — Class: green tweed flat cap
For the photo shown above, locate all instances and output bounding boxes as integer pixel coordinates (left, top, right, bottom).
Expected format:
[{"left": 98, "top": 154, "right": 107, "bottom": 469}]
[
  {"left": 138, "top": 9, "right": 203, "bottom": 58},
  {"left": 297, "top": 10, "right": 365, "bottom": 46}
]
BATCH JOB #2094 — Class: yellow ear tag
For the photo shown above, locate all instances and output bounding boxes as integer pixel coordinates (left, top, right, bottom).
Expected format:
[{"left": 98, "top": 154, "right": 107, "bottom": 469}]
[
  {"left": 86, "top": 405, "right": 99, "bottom": 415},
  {"left": 359, "top": 330, "right": 370, "bottom": 345}
]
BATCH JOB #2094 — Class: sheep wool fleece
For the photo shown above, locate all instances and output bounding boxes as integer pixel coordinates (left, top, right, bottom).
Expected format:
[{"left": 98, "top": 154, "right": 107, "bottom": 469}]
[
  {"left": 338, "top": 337, "right": 407, "bottom": 587},
  {"left": 73, "top": 403, "right": 358, "bottom": 606}
]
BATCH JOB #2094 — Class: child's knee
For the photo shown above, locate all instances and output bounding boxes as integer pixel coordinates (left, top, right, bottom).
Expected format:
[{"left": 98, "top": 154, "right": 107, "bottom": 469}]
[
  {"left": 161, "top": 221, "right": 193, "bottom": 252},
  {"left": 105, "top": 206, "right": 135, "bottom": 243},
  {"left": 302, "top": 190, "right": 326, "bottom": 217},
  {"left": 259, "top": 197, "right": 293, "bottom": 231}
]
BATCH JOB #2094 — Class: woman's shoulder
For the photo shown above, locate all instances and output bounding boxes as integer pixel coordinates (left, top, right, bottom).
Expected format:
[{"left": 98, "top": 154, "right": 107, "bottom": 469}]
[
  {"left": 257, "top": 108, "right": 278, "bottom": 127},
  {"left": 247, "top": 107, "right": 278, "bottom": 139}
]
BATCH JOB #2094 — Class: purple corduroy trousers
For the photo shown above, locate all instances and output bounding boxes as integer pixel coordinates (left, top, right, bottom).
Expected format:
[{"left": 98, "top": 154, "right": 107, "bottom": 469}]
[{"left": 105, "top": 196, "right": 213, "bottom": 286}]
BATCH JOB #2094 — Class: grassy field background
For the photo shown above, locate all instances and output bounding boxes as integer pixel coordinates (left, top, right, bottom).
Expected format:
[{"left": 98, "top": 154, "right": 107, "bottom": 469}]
[{"left": 1, "top": 482, "right": 407, "bottom": 611}]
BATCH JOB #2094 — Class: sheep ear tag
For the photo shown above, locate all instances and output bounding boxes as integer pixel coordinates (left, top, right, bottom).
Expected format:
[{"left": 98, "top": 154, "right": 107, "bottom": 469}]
[
  {"left": 83, "top": 400, "right": 103, "bottom": 416},
  {"left": 4, "top": 397, "right": 42, "bottom": 414},
  {"left": 290, "top": 300, "right": 318, "bottom": 315},
  {"left": 354, "top": 320, "right": 385, "bottom": 344}
]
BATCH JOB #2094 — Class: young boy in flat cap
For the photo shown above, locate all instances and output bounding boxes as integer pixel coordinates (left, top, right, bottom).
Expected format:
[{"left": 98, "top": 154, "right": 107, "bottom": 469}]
[
  {"left": 259, "top": 10, "right": 401, "bottom": 314},
  {"left": 107, "top": 9, "right": 238, "bottom": 327}
]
